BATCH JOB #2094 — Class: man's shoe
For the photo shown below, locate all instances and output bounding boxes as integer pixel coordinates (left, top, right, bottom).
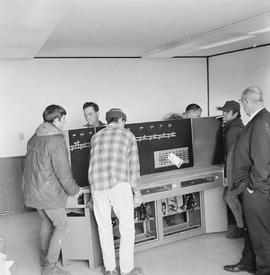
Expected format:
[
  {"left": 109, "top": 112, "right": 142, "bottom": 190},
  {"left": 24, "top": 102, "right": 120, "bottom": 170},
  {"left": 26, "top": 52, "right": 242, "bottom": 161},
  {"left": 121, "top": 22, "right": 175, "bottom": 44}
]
[
  {"left": 42, "top": 261, "right": 71, "bottom": 275},
  {"left": 223, "top": 263, "right": 255, "bottom": 273},
  {"left": 123, "top": 267, "right": 143, "bottom": 275},
  {"left": 100, "top": 265, "right": 118, "bottom": 275},
  {"left": 226, "top": 227, "right": 244, "bottom": 239}
]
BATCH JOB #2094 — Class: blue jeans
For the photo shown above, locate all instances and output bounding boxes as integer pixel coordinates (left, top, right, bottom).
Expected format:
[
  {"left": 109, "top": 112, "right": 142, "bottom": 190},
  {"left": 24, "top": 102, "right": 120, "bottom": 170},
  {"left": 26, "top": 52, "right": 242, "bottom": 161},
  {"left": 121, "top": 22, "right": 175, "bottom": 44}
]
[{"left": 37, "top": 208, "right": 68, "bottom": 264}]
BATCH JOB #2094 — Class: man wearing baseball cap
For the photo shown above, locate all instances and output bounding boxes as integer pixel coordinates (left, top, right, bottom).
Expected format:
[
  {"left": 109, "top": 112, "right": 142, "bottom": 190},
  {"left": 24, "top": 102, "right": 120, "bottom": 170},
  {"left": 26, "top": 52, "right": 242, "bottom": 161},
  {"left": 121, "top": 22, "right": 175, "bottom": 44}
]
[
  {"left": 218, "top": 100, "right": 245, "bottom": 239},
  {"left": 88, "top": 108, "right": 142, "bottom": 275},
  {"left": 218, "top": 100, "right": 240, "bottom": 113}
]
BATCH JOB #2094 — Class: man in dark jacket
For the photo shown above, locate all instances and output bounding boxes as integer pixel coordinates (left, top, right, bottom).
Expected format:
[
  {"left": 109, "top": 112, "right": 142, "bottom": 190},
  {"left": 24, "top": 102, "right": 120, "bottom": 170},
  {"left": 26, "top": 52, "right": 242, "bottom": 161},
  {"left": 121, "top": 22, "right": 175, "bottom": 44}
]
[
  {"left": 22, "top": 105, "right": 80, "bottom": 275},
  {"left": 224, "top": 86, "right": 270, "bottom": 274},
  {"left": 218, "top": 100, "right": 245, "bottom": 238}
]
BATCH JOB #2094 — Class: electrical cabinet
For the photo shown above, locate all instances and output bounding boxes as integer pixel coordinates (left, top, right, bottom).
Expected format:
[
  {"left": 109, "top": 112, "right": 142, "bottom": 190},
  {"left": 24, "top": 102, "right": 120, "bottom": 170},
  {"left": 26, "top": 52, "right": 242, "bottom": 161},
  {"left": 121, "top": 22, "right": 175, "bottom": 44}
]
[
  {"left": 139, "top": 166, "right": 226, "bottom": 251},
  {"left": 112, "top": 191, "right": 204, "bottom": 251},
  {"left": 161, "top": 192, "right": 201, "bottom": 237},
  {"left": 112, "top": 200, "right": 158, "bottom": 250},
  {"left": 62, "top": 166, "right": 226, "bottom": 269},
  {"left": 62, "top": 117, "right": 226, "bottom": 268},
  {"left": 62, "top": 190, "right": 102, "bottom": 268},
  {"left": 113, "top": 166, "right": 225, "bottom": 254}
]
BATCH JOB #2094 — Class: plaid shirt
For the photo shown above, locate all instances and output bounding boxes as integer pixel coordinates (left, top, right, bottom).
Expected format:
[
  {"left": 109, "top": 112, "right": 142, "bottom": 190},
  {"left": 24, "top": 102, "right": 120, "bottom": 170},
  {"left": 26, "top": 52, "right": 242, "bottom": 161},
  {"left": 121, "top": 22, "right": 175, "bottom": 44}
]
[{"left": 88, "top": 124, "right": 141, "bottom": 193}]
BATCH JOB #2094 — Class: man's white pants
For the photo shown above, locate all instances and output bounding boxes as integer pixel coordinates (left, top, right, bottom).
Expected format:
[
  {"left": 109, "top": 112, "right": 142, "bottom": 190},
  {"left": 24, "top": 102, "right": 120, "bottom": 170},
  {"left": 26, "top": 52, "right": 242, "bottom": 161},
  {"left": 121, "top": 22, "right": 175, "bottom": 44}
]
[{"left": 93, "top": 182, "right": 135, "bottom": 274}]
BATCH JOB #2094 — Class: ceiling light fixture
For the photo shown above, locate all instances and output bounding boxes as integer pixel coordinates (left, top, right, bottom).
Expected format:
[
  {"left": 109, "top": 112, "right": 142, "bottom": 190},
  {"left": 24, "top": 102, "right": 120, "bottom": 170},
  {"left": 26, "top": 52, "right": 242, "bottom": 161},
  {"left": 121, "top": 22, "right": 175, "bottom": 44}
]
[
  {"left": 248, "top": 27, "right": 270, "bottom": 35},
  {"left": 143, "top": 11, "right": 270, "bottom": 58},
  {"left": 199, "top": 35, "right": 254, "bottom": 49}
]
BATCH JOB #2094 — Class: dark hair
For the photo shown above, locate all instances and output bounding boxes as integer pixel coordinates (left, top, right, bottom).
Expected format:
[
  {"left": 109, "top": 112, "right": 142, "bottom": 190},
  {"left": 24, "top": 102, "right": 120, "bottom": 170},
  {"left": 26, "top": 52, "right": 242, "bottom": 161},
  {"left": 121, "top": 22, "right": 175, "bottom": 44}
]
[
  {"left": 165, "top": 114, "right": 183, "bottom": 120},
  {"left": 43, "top": 105, "right": 66, "bottom": 123},
  {"left": 105, "top": 108, "right": 127, "bottom": 124},
  {"left": 83, "top": 102, "right": 99, "bottom": 112},
  {"left": 185, "top": 103, "right": 202, "bottom": 112},
  {"left": 106, "top": 117, "right": 121, "bottom": 124}
]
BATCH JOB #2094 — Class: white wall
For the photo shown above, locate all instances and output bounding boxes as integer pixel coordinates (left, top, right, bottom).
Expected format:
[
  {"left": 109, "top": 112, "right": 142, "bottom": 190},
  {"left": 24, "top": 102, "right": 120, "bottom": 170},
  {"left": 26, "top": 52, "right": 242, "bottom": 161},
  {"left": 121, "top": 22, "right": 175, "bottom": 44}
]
[
  {"left": 0, "top": 58, "right": 207, "bottom": 157},
  {"left": 209, "top": 45, "right": 270, "bottom": 123}
]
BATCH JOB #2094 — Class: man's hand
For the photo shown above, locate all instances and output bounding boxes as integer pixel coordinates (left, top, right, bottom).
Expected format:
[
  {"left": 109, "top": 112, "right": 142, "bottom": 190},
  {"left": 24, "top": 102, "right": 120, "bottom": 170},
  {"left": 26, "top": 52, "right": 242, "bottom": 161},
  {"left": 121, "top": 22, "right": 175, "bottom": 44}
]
[
  {"left": 74, "top": 190, "right": 81, "bottom": 199},
  {"left": 74, "top": 187, "right": 88, "bottom": 199},
  {"left": 133, "top": 193, "right": 142, "bottom": 208},
  {"left": 85, "top": 196, "right": 93, "bottom": 210}
]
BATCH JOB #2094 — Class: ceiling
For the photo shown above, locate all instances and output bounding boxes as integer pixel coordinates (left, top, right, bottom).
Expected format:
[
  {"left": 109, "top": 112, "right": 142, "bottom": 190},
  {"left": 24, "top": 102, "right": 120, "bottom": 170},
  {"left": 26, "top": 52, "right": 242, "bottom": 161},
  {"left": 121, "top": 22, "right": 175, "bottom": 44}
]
[{"left": 1, "top": 0, "right": 270, "bottom": 59}]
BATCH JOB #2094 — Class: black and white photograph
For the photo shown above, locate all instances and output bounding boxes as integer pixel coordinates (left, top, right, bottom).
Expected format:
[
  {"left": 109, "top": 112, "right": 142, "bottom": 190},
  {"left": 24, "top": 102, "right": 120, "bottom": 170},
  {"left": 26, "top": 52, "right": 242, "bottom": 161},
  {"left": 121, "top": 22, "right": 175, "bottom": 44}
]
[{"left": 1, "top": 1, "right": 270, "bottom": 274}]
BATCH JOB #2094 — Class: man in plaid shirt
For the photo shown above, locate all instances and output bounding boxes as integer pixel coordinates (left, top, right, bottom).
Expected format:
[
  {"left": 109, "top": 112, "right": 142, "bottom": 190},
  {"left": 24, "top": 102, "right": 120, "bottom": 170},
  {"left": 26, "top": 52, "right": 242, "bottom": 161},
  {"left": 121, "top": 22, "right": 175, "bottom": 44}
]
[{"left": 89, "top": 108, "right": 142, "bottom": 275}]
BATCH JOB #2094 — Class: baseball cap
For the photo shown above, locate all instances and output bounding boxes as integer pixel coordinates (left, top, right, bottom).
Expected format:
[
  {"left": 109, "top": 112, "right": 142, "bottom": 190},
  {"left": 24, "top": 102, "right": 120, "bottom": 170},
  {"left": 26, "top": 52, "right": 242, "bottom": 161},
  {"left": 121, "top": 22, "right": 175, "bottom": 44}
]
[
  {"left": 106, "top": 108, "right": 127, "bottom": 122},
  {"left": 217, "top": 100, "right": 240, "bottom": 112}
]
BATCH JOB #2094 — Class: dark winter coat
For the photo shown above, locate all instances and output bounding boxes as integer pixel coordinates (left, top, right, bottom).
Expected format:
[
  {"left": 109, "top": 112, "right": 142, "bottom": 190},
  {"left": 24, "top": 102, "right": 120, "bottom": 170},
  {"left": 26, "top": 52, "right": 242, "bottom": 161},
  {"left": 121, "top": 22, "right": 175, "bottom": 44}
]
[
  {"left": 223, "top": 117, "right": 244, "bottom": 184},
  {"left": 232, "top": 108, "right": 270, "bottom": 193},
  {"left": 223, "top": 117, "right": 245, "bottom": 156},
  {"left": 22, "top": 122, "right": 79, "bottom": 209}
]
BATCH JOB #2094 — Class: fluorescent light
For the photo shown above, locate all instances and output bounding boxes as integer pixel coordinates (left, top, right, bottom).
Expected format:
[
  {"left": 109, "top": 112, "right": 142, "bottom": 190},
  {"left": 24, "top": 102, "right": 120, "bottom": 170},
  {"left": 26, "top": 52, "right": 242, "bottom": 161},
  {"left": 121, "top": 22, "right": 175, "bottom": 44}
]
[
  {"left": 199, "top": 35, "right": 254, "bottom": 49},
  {"left": 248, "top": 27, "right": 270, "bottom": 35}
]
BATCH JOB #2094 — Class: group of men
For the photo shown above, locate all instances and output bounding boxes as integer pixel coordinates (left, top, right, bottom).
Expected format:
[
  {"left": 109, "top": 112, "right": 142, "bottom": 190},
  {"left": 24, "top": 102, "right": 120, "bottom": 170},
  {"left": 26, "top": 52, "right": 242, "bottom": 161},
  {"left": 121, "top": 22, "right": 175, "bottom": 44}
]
[{"left": 22, "top": 85, "right": 270, "bottom": 275}]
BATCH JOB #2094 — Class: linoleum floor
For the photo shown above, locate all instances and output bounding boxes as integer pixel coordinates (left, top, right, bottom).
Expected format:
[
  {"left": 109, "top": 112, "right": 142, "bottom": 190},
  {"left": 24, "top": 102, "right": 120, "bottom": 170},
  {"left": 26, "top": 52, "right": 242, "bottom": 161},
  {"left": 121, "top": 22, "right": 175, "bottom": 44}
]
[{"left": 0, "top": 212, "right": 248, "bottom": 275}]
